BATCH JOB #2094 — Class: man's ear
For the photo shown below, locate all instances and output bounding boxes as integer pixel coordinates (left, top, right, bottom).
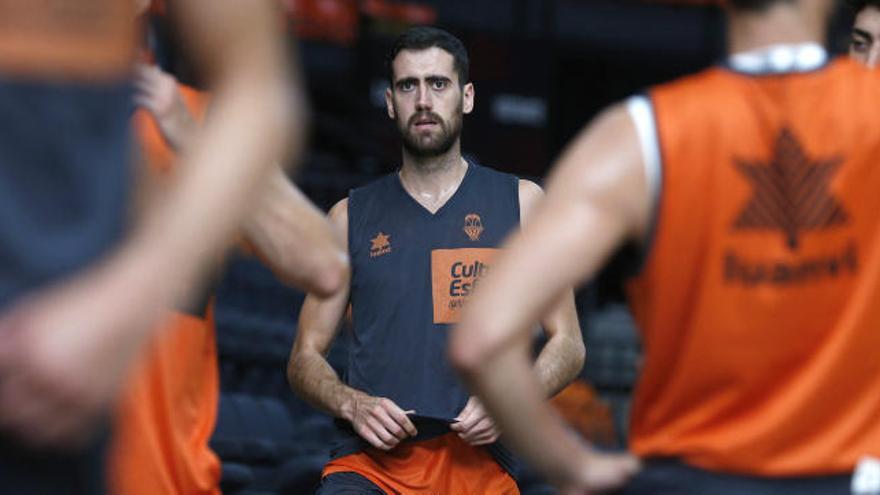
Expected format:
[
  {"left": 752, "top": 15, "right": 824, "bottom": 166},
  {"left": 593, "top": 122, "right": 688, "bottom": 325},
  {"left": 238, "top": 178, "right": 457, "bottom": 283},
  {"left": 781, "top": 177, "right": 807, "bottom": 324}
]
[
  {"left": 386, "top": 87, "right": 396, "bottom": 120},
  {"left": 463, "top": 82, "right": 475, "bottom": 115}
]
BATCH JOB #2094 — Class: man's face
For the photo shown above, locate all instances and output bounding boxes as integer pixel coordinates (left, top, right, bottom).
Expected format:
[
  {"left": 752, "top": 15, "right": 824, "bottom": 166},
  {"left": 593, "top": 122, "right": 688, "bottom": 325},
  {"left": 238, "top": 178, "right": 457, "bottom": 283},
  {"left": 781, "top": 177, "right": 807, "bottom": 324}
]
[
  {"left": 851, "top": 6, "right": 880, "bottom": 68},
  {"left": 385, "top": 47, "right": 474, "bottom": 159}
]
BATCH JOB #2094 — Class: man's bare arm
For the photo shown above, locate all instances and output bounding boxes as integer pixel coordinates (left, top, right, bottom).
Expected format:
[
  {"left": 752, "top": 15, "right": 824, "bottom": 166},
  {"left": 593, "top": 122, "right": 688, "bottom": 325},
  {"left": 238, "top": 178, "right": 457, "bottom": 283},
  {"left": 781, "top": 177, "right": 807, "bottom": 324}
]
[
  {"left": 241, "top": 168, "right": 348, "bottom": 298},
  {"left": 136, "top": 0, "right": 305, "bottom": 300},
  {"left": 451, "top": 104, "right": 649, "bottom": 491},
  {"left": 132, "top": 62, "right": 346, "bottom": 298},
  {"left": 0, "top": 0, "right": 305, "bottom": 449},
  {"left": 520, "top": 180, "right": 585, "bottom": 398},
  {"left": 287, "top": 200, "right": 417, "bottom": 451}
]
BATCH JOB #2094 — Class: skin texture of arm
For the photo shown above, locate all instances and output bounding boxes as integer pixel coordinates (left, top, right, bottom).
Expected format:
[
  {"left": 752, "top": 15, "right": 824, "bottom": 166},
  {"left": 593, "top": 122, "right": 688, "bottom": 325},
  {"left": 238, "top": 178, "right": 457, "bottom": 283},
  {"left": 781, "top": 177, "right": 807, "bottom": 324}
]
[
  {"left": 287, "top": 200, "right": 418, "bottom": 451},
  {"left": 0, "top": 0, "right": 304, "bottom": 449},
  {"left": 240, "top": 168, "right": 348, "bottom": 298},
  {"left": 450, "top": 104, "right": 649, "bottom": 492},
  {"left": 519, "top": 180, "right": 586, "bottom": 399},
  {"left": 450, "top": 180, "right": 585, "bottom": 447},
  {"left": 133, "top": 62, "right": 347, "bottom": 298}
]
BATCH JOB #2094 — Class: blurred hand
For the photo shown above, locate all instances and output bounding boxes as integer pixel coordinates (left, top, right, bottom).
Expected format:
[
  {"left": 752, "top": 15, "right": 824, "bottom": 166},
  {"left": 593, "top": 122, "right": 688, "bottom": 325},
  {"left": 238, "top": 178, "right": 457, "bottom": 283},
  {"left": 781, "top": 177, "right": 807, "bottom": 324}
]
[
  {"left": 133, "top": 62, "right": 197, "bottom": 151},
  {"left": 560, "top": 447, "right": 641, "bottom": 495},
  {"left": 345, "top": 393, "right": 418, "bottom": 451},
  {"left": 450, "top": 396, "right": 500, "bottom": 446},
  {"left": 0, "top": 258, "right": 165, "bottom": 450}
]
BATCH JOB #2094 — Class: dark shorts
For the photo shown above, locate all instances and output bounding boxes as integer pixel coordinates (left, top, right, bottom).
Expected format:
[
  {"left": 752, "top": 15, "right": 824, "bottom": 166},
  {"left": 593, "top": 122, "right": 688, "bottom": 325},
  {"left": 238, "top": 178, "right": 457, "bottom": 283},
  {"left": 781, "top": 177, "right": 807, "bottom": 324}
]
[
  {"left": 619, "top": 458, "right": 851, "bottom": 495},
  {"left": 318, "top": 472, "right": 386, "bottom": 495},
  {"left": 0, "top": 432, "right": 107, "bottom": 495}
]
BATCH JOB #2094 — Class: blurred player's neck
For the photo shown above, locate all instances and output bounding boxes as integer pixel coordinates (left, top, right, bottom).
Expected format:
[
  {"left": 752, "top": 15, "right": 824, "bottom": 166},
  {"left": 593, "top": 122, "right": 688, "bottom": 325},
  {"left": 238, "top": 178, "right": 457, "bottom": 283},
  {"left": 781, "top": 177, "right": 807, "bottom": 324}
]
[
  {"left": 728, "top": 2, "right": 829, "bottom": 55},
  {"left": 399, "top": 145, "right": 468, "bottom": 210}
]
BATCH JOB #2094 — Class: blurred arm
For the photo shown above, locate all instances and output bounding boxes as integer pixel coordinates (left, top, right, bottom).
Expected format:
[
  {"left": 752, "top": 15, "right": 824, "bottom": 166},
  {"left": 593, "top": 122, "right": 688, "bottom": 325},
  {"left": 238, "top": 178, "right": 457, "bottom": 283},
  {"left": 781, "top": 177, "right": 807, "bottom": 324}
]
[
  {"left": 132, "top": 0, "right": 305, "bottom": 305},
  {"left": 0, "top": 0, "right": 307, "bottom": 449},
  {"left": 451, "top": 104, "right": 650, "bottom": 490},
  {"left": 519, "top": 180, "right": 585, "bottom": 398},
  {"left": 241, "top": 168, "right": 348, "bottom": 298}
]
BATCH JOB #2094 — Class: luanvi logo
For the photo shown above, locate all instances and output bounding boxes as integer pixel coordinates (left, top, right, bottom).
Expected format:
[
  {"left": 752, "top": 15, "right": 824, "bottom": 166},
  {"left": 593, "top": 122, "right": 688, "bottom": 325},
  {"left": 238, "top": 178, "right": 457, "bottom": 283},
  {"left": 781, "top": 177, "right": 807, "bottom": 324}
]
[
  {"left": 725, "top": 243, "right": 857, "bottom": 286},
  {"left": 725, "top": 128, "right": 857, "bottom": 286},
  {"left": 369, "top": 232, "right": 391, "bottom": 258},
  {"left": 732, "top": 127, "right": 848, "bottom": 251},
  {"left": 463, "top": 213, "right": 484, "bottom": 241}
]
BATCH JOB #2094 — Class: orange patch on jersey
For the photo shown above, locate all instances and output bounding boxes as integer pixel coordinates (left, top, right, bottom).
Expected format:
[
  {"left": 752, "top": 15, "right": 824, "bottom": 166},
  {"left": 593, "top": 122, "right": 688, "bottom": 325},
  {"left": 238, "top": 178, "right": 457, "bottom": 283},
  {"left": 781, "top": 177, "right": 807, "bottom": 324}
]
[
  {"left": 430, "top": 248, "right": 498, "bottom": 324},
  {"left": 0, "top": 0, "right": 135, "bottom": 81}
]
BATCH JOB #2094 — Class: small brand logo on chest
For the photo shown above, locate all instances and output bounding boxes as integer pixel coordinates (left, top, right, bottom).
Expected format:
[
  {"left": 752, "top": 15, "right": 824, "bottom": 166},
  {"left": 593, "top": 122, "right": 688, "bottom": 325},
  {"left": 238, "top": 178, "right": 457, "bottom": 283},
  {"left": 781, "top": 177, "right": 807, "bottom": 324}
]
[
  {"left": 463, "top": 213, "right": 484, "bottom": 241},
  {"left": 369, "top": 232, "right": 392, "bottom": 258}
]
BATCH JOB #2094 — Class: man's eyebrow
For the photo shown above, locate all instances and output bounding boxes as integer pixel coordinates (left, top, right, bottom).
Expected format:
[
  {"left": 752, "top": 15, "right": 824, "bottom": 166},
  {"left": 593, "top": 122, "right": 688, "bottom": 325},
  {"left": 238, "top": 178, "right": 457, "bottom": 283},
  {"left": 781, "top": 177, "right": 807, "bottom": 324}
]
[
  {"left": 853, "top": 28, "right": 874, "bottom": 43},
  {"left": 395, "top": 77, "right": 418, "bottom": 87}
]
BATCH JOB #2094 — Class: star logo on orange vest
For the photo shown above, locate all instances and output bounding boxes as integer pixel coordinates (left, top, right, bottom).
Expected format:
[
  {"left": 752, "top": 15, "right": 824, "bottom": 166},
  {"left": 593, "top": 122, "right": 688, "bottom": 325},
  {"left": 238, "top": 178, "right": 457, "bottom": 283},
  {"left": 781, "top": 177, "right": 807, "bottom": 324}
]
[
  {"left": 463, "top": 213, "right": 484, "bottom": 241},
  {"left": 369, "top": 232, "right": 392, "bottom": 258},
  {"left": 732, "top": 127, "right": 848, "bottom": 251}
]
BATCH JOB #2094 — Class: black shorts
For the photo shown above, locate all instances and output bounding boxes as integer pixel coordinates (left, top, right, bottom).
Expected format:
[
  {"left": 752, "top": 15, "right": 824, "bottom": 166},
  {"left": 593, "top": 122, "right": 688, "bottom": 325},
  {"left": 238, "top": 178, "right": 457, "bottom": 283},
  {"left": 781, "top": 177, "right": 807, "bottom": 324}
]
[
  {"left": 619, "top": 458, "right": 851, "bottom": 495},
  {"left": 318, "top": 472, "right": 386, "bottom": 495},
  {"left": 0, "top": 432, "right": 106, "bottom": 495}
]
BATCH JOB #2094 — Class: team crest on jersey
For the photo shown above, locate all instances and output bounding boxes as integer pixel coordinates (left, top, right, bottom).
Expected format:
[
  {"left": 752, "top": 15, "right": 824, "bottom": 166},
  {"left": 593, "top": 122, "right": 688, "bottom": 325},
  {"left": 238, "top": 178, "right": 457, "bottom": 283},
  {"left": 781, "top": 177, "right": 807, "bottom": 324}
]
[
  {"left": 732, "top": 127, "right": 847, "bottom": 250},
  {"left": 725, "top": 127, "right": 857, "bottom": 286},
  {"left": 463, "top": 213, "right": 484, "bottom": 241},
  {"left": 369, "top": 232, "right": 391, "bottom": 258}
]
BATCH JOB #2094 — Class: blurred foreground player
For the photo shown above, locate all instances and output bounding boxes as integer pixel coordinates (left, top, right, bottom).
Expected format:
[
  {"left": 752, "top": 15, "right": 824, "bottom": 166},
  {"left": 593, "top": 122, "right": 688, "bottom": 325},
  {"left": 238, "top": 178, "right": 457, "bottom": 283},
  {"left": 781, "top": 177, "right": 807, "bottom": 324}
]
[
  {"left": 288, "top": 27, "right": 584, "bottom": 494},
  {"left": 0, "top": 0, "right": 307, "bottom": 492},
  {"left": 109, "top": 5, "right": 348, "bottom": 494},
  {"left": 454, "top": 0, "right": 880, "bottom": 493}
]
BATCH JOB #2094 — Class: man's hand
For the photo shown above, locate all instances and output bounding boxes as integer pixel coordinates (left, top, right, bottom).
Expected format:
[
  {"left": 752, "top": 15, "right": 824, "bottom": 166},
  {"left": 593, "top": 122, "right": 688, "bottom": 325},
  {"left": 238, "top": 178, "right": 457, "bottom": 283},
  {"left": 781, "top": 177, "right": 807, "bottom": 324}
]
[
  {"left": 133, "top": 63, "right": 197, "bottom": 151},
  {"left": 450, "top": 396, "right": 500, "bottom": 446},
  {"left": 343, "top": 392, "right": 418, "bottom": 451},
  {"left": 560, "top": 447, "right": 641, "bottom": 495},
  {"left": 0, "top": 256, "right": 165, "bottom": 450}
]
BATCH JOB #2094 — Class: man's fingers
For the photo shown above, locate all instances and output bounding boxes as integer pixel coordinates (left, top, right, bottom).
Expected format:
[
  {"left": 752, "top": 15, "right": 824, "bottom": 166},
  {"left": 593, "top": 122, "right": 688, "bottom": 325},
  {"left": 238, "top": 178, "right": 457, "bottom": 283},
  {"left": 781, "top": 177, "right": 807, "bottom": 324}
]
[
  {"left": 366, "top": 417, "right": 401, "bottom": 449},
  {"left": 456, "top": 398, "right": 476, "bottom": 424},
  {"left": 466, "top": 416, "right": 495, "bottom": 437},
  {"left": 384, "top": 402, "right": 418, "bottom": 437},
  {"left": 133, "top": 95, "right": 157, "bottom": 113},
  {"left": 359, "top": 428, "right": 393, "bottom": 451},
  {"left": 375, "top": 410, "right": 408, "bottom": 441}
]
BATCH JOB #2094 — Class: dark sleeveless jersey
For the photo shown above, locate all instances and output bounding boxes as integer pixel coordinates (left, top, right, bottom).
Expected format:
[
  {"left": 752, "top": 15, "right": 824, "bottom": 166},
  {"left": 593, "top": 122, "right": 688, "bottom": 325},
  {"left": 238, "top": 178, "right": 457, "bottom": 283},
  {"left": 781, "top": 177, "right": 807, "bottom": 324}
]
[
  {"left": 339, "top": 161, "right": 520, "bottom": 472},
  {"left": 0, "top": 78, "right": 132, "bottom": 308}
]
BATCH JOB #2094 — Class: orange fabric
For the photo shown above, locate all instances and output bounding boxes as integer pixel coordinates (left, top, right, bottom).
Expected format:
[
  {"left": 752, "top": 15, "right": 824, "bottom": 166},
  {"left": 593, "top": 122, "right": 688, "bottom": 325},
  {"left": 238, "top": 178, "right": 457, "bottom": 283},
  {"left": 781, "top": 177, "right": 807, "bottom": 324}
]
[
  {"left": 110, "top": 82, "right": 219, "bottom": 495},
  {"left": 132, "top": 85, "right": 209, "bottom": 175},
  {"left": 0, "top": 0, "right": 135, "bottom": 81},
  {"left": 627, "top": 58, "right": 880, "bottom": 476},
  {"left": 551, "top": 380, "right": 616, "bottom": 447},
  {"left": 110, "top": 309, "right": 221, "bottom": 495},
  {"left": 324, "top": 433, "right": 519, "bottom": 494}
]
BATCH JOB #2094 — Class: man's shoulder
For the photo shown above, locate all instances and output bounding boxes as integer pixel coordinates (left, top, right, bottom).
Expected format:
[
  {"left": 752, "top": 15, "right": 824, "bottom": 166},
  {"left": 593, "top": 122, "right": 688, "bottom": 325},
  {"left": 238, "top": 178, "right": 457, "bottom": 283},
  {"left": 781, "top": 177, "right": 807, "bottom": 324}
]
[
  {"left": 348, "top": 172, "right": 401, "bottom": 213},
  {"left": 468, "top": 161, "right": 520, "bottom": 184}
]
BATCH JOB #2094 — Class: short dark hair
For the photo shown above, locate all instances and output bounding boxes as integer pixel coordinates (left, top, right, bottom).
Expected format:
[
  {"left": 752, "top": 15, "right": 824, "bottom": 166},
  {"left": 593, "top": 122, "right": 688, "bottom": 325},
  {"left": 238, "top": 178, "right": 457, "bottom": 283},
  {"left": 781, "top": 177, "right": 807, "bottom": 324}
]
[
  {"left": 728, "top": 0, "right": 793, "bottom": 11},
  {"left": 848, "top": 0, "right": 880, "bottom": 13},
  {"left": 386, "top": 26, "right": 469, "bottom": 88}
]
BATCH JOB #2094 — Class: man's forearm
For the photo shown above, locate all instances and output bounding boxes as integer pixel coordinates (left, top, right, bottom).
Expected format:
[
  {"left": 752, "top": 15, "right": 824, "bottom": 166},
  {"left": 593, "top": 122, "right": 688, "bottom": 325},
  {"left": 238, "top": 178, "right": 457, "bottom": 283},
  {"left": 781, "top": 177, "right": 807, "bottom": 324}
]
[
  {"left": 240, "top": 168, "right": 347, "bottom": 297},
  {"left": 288, "top": 349, "right": 361, "bottom": 421},
  {"left": 534, "top": 331, "right": 585, "bottom": 398},
  {"left": 129, "top": 73, "right": 302, "bottom": 308}
]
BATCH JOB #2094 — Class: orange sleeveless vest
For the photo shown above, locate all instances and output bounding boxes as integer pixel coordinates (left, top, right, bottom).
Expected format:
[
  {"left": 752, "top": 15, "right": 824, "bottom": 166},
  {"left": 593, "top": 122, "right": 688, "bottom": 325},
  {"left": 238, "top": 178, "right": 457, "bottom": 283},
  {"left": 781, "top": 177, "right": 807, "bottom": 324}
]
[
  {"left": 109, "top": 85, "right": 221, "bottom": 495},
  {"left": 628, "top": 58, "right": 880, "bottom": 476}
]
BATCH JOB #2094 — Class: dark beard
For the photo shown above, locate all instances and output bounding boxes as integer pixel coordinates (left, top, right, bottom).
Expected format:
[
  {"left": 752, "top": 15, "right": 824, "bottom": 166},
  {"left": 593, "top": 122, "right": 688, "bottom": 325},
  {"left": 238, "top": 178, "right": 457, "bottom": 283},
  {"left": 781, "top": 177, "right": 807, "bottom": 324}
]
[{"left": 397, "top": 105, "right": 463, "bottom": 158}]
